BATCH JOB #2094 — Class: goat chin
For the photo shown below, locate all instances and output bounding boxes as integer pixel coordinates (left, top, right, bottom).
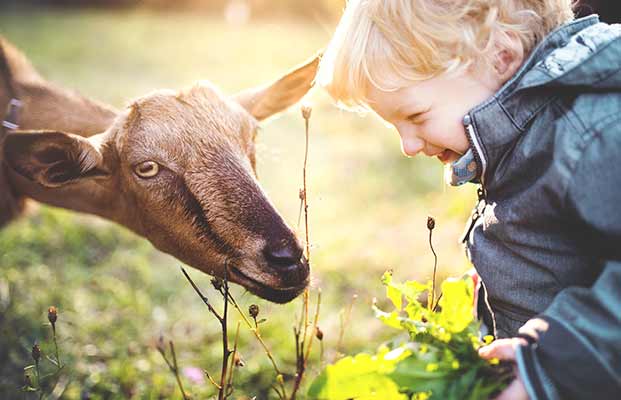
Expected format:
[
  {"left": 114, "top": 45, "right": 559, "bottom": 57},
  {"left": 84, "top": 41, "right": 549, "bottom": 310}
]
[{"left": 227, "top": 263, "right": 310, "bottom": 304}]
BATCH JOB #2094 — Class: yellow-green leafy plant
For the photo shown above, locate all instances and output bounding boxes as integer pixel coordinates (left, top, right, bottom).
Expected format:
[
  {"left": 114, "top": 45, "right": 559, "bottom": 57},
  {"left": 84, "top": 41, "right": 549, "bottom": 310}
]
[{"left": 308, "top": 272, "right": 513, "bottom": 400}]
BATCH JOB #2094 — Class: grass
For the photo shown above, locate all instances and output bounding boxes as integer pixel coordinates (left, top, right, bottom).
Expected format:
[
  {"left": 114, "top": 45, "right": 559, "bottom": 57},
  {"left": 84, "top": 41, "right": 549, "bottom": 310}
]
[{"left": 0, "top": 7, "right": 477, "bottom": 399}]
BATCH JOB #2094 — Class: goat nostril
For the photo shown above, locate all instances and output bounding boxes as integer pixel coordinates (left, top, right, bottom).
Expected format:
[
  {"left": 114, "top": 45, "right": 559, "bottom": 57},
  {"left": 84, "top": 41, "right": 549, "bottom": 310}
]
[{"left": 263, "top": 243, "right": 303, "bottom": 269}]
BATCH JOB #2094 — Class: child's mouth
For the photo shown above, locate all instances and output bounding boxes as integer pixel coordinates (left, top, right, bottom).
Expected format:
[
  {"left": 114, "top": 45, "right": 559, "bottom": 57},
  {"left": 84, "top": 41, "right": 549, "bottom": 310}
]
[{"left": 437, "top": 149, "right": 458, "bottom": 164}]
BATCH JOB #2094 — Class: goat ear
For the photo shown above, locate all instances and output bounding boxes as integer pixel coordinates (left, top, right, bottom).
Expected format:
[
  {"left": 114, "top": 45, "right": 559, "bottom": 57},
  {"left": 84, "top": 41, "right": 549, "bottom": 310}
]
[
  {"left": 3, "top": 131, "right": 109, "bottom": 188},
  {"left": 234, "top": 53, "right": 321, "bottom": 121}
]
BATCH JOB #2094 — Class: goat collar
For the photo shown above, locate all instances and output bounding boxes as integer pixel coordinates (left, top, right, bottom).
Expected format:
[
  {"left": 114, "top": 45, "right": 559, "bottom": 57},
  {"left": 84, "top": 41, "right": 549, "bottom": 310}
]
[{"left": 0, "top": 42, "right": 21, "bottom": 138}]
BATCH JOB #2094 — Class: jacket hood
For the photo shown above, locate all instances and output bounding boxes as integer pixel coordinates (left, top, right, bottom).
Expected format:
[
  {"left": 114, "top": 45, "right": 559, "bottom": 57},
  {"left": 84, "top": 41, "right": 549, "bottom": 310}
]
[
  {"left": 518, "top": 16, "right": 621, "bottom": 92},
  {"left": 466, "top": 15, "right": 621, "bottom": 186}
]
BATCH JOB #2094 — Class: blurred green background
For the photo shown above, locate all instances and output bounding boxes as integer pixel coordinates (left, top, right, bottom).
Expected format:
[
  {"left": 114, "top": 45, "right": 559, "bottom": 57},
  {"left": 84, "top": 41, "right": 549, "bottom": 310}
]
[{"left": 0, "top": 3, "right": 477, "bottom": 399}]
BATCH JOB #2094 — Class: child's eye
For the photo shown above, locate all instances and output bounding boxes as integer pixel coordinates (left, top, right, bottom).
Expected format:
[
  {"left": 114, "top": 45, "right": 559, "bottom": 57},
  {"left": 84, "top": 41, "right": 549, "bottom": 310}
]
[
  {"left": 406, "top": 107, "right": 431, "bottom": 124},
  {"left": 408, "top": 112, "right": 428, "bottom": 124}
]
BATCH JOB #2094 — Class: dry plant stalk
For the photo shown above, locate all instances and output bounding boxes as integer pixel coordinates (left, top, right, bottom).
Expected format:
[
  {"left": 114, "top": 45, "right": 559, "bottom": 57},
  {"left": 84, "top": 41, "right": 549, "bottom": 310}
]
[
  {"left": 335, "top": 294, "right": 357, "bottom": 359},
  {"left": 289, "top": 104, "right": 322, "bottom": 400},
  {"left": 156, "top": 338, "right": 190, "bottom": 400},
  {"left": 47, "top": 306, "right": 62, "bottom": 371},
  {"left": 225, "top": 322, "right": 242, "bottom": 398},
  {"left": 427, "top": 216, "right": 443, "bottom": 312},
  {"left": 226, "top": 292, "right": 288, "bottom": 398},
  {"left": 182, "top": 264, "right": 288, "bottom": 399},
  {"left": 181, "top": 265, "right": 237, "bottom": 400}
]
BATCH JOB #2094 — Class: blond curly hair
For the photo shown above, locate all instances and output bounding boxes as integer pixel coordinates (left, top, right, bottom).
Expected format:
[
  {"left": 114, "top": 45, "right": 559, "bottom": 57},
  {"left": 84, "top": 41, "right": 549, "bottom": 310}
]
[{"left": 318, "top": 0, "right": 575, "bottom": 109}]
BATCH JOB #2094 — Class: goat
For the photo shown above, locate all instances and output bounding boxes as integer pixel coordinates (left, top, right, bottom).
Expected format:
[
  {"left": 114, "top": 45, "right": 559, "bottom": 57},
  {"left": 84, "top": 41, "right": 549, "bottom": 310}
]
[{"left": 0, "top": 37, "right": 317, "bottom": 303}]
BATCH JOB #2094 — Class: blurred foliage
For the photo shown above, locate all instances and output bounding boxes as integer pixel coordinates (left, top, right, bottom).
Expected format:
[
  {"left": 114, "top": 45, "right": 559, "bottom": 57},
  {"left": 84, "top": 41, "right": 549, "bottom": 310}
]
[
  {"left": 0, "top": 9, "right": 476, "bottom": 399},
  {"left": 0, "top": 0, "right": 345, "bottom": 20}
]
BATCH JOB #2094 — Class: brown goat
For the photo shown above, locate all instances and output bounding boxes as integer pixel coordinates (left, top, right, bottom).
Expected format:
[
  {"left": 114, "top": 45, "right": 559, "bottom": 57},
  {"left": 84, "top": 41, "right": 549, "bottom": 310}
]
[{"left": 0, "top": 37, "right": 318, "bottom": 303}]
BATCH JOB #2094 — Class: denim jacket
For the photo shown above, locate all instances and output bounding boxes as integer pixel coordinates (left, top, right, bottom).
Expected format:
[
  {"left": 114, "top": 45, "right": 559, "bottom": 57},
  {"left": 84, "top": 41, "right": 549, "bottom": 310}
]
[{"left": 462, "top": 15, "right": 621, "bottom": 399}]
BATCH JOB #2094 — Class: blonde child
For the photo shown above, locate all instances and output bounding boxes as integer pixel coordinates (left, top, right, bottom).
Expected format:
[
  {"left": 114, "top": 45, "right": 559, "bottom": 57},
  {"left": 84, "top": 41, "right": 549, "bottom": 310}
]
[{"left": 318, "top": 1, "right": 621, "bottom": 399}]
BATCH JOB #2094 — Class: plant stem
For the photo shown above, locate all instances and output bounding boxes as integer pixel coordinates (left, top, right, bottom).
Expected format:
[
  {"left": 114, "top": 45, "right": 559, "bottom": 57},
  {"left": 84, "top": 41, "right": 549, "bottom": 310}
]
[
  {"left": 429, "top": 226, "right": 438, "bottom": 310},
  {"left": 226, "top": 294, "right": 287, "bottom": 398},
  {"left": 302, "top": 108, "right": 311, "bottom": 265},
  {"left": 35, "top": 359, "right": 42, "bottom": 400},
  {"left": 336, "top": 295, "right": 357, "bottom": 358},
  {"left": 51, "top": 326, "right": 61, "bottom": 371},
  {"left": 169, "top": 341, "right": 189, "bottom": 400},
  {"left": 217, "top": 268, "right": 231, "bottom": 400},
  {"left": 291, "top": 290, "right": 322, "bottom": 399},
  {"left": 225, "top": 322, "right": 241, "bottom": 398},
  {"left": 181, "top": 267, "right": 222, "bottom": 321}
]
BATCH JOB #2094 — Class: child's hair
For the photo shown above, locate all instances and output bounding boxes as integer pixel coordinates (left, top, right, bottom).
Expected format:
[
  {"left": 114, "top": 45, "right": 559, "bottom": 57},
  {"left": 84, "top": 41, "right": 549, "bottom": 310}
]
[{"left": 318, "top": 0, "right": 575, "bottom": 109}]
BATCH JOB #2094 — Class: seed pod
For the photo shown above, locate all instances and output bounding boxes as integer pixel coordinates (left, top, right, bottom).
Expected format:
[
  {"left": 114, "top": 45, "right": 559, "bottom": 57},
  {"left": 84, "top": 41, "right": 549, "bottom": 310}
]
[
  {"left": 156, "top": 334, "right": 166, "bottom": 353},
  {"left": 301, "top": 105, "right": 312, "bottom": 120},
  {"left": 427, "top": 216, "right": 435, "bottom": 230},
  {"left": 48, "top": 306, "right": 58, "bottom": 325},
  {"left": 24, "top": 373, "right": 32, "bottom": 387},
  {"left": 315, "top": 326, "right": 324, "bottom": 341},
  {"left": 211, "top": 277, "right": 223, "bottom": 291},
  {"left": 249, "top": 304, "right": 259, "bottom": 319},
  {"left": 31, "top": 343, "right": 41, "bottom": 362},
  {"left": 233, "top": 353, "right": 245, "bottom": 367}
]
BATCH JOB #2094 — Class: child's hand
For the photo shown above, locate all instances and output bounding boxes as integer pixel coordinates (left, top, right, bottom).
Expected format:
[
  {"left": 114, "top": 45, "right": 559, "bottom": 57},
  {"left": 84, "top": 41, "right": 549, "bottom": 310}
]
[{"left": 479, "top": 337, "right": 530, "bottom": 400}]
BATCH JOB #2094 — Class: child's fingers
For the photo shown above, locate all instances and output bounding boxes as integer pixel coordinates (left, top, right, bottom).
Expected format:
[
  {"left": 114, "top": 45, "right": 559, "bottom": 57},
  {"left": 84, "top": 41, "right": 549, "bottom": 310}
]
[
  {"left": 492, "top": 377, "right": 529, "bottom": 400},
  {"left": 518, "top": 317, "right": 549, "bottom": 341},
  {"left": 478, "top": 338, "right": 525, "bottom": 361}
]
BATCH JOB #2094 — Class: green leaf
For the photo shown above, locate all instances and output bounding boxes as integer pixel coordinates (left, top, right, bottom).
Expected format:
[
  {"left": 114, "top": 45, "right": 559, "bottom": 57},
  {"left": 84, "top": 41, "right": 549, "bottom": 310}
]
[
  {"left": 387, "top": 285, "right": 403, "bottom": 311},
  {"left": 373, "top": 306, "right": 404, "bottom": 330},
  {"left": 400, "top": 280, "right": 429, "bottom": 303},
  {"left": 438, "top": 277, "right": 475, "bottom": 333},
  {"left": 381, "top": 271, "right": 429, "bottom": 310},
  {"left": 382, "top": 271, "right": 403, "bottom": 311},
  {"left": 46, "top": 355, "right": 59, "bottom": 366},
  {"left": 308, "top": 351, "right": 409, "bottom": 400}
]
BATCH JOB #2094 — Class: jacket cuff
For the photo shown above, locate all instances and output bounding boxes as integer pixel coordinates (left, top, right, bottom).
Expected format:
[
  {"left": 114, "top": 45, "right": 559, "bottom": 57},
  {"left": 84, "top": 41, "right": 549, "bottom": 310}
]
[
  {"left": 516, "top": 342, "right": 561, "bottom": 400},
  {"left": 517, "top": 315, "right": 619, "bottom": 399}
]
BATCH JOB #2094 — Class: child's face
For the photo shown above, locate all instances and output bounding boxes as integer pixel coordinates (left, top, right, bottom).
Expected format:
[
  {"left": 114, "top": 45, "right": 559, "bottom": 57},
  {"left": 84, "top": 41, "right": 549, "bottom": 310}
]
[{"left": 367, "top": 70, "right": 498, "bottom": 164}]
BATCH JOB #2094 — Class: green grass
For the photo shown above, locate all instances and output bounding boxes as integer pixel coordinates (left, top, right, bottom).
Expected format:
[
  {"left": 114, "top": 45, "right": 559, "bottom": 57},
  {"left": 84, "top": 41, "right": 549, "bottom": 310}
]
[{"left": 0, "top": 8, "right": 477, "bottom": 399}]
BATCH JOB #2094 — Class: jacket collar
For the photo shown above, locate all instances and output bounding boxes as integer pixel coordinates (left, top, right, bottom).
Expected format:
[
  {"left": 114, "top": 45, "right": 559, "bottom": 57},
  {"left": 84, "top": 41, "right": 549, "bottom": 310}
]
[{"left": 466, "top": 15, "right": 600, "bottom": 187}]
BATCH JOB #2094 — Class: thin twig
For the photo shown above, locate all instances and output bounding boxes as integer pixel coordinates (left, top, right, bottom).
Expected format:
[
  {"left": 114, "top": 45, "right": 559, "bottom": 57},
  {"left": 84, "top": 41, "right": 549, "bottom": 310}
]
[
  {"left": 157, "top": 340, "right": 189, "bottom": 400},
  {"left": 291, "top": 290, "right": 322, "bottom": 399},
  {"left": 48, "top": 308, "right": 62, "bottom": 371},
  {"left": 52, "top": 332, "right": 61, "bottom": 371},
  {"left": 301, "top": 106, "right": 311, "bottom": 265},
  {"left": 204, "top": 370, "right": 221, "bottom": 390},
  {"left": 272, "top": 384, "right": 285, "bottom": 399},
  {"left": 224, "top": 284, "right": 287, "bottom": 398},
  {"left": 432, "top": 292, "right": 444, "bottom": 313},
  {"left": 289, "top": 106, "right": 317, "bottom": 400},
  {"left": 304, "top": 290, "right": 322, "bottom": 363},
  {"left": 181, "top": 267, "right": 222, "bottom": 321},
  {"left": 336, "top": 294, "right": 357, "bottom": 358},
  {"left": 428, "top": 217, "right": 438, "bottom": 311},
  {"left": 225, "top": 322, "right": 241, "bottom": 398},
  {"left": 169, "top": 341, "right": 190, "bottom": 400},
  {"left": 227, "top": 296, "right": 283, "bottom": 374},
  {"left": 217, "top": 266, "right": 231, "bottom": 400},
  {"left": 35, "top": 359, "right": 42, "bottom": 400}
]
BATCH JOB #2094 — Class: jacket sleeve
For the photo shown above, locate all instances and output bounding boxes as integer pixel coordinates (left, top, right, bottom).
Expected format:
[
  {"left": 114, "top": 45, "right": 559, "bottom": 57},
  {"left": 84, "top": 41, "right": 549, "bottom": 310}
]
[{"left": 516, "top": 117, "right": 621, "bottom": 400}]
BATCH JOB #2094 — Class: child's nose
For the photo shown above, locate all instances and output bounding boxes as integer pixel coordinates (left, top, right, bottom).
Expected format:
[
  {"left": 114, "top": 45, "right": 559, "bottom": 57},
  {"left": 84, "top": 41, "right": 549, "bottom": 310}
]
[{"left": 400, "top": 136, "right": 425, "bottom": 157}]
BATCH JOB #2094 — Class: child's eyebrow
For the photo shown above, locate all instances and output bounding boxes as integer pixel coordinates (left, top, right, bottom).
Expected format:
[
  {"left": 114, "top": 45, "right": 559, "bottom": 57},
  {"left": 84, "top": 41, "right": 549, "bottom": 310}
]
[{"left": 395, "top": 103, "right": 430, "bottom": 119}]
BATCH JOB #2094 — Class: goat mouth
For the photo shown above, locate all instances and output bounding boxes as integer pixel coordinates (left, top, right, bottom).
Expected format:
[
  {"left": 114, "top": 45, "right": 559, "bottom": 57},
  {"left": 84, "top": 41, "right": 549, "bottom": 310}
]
[{"left": 229, "top": 265, "right": 308, "bottom": 304}]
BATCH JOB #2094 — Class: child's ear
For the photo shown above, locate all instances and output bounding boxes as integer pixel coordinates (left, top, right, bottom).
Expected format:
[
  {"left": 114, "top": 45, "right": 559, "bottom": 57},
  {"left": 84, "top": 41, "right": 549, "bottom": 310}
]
[{"left": 493, "top": 35, "right": 524, "bottom": 81}]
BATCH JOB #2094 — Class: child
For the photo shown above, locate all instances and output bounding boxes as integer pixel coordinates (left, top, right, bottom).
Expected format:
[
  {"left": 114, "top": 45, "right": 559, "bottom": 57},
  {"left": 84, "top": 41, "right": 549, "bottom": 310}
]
[{"left": 317, "top": 1, "right": 621, "bottom": 399}]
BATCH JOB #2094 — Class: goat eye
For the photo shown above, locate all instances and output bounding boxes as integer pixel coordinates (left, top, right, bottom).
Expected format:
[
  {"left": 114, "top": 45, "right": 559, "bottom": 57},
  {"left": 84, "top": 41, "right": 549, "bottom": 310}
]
[{"left": 134, "top": 161, "right": 160, "bottom": 178}]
